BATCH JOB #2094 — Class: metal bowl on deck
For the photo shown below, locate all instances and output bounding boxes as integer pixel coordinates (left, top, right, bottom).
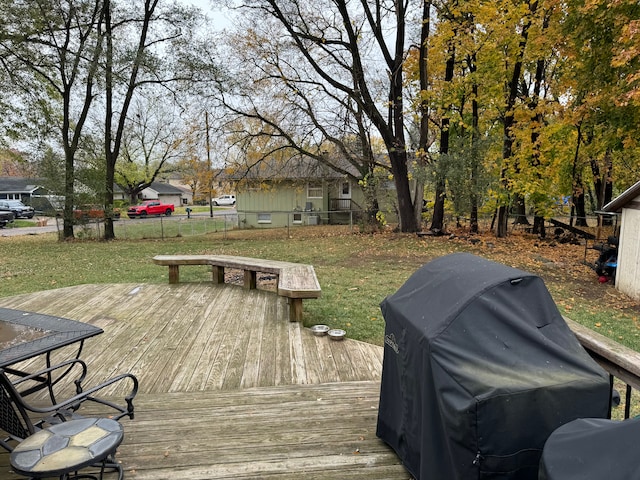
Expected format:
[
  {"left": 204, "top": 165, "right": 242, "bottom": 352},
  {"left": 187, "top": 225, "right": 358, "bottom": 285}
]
[
  {"left": 327, "top": 329, "right": 346, "bottom": 341},
  {"left": 310, "top": 324, "right": 330, "bottom": 336}
]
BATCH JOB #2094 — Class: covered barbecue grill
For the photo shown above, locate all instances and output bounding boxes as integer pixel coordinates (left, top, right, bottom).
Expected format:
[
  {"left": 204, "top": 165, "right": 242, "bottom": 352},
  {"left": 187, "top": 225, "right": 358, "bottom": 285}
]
[
  {"left": 377, "top": 253, "right": 610, "bottom": 480},
  {"left": 539, "top": 417, "right": 640, "bottom": 479}
]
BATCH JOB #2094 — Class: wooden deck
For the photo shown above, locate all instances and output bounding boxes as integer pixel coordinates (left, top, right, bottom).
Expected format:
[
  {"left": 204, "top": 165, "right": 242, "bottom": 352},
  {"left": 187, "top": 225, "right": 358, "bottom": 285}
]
[{"left": 0, "top": 283, "right": 409, "bottom": 479}]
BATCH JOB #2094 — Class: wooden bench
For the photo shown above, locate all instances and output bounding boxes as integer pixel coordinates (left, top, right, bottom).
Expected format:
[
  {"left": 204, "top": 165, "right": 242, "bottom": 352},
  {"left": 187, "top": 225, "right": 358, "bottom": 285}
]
[{"left": 152, "top": 255, "right": 321, "bottom": 322}]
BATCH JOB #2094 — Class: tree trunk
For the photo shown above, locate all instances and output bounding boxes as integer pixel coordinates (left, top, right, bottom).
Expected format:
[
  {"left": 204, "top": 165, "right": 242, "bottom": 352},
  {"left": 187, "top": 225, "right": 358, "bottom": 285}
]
[
  {"left": 497, "top": 110, "right": 514, "bottom": 239},
  {"left": 102, "top": 0, "right": 156, "bottom": 239},
  {"left": 571, "top": 124, "right": 588, "bottom": 226},
  {"left": 430, "top": 179, "right": 446, "bottom": 233},
  {"left": 103, "top": 165, "right": 116, "bottom": 240},
  {"left": 62, "top": 147, "right": 75, "bottom": 240},
  {"left": 524, "top": 38, "right": 548, "bottom": 231},
  {"left": 532, "top": 215, "right": 546, "bottom": 237},
  {"left": 390, "top": 150, "right": 418, "bottom": 232},
  {"left": 430, "top": 40, "right": 455, "bottom": 232},
  {"left": 470, "top": 52, "right": 479, "bottom": 234},
  {"left": 414, "top": 0, "right": 431, "bottom": 230},
  {"left": 496, "top": 0, "right": 537, "bottom": 238},
  {"left": 573, "top": 180, "right": 588, "bottom": 226},
  {"left": 512, "top": 194, "right": 529, "bottom": 224},
  {"left": 496, "top": 205, "right": 508, "bottom": 237}
]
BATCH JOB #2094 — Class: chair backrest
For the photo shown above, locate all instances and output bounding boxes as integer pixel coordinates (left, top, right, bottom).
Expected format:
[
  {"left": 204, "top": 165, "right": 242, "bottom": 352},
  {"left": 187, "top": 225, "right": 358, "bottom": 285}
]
[{"left": 0, "top": 371, "right": 35, "bottom": 451}]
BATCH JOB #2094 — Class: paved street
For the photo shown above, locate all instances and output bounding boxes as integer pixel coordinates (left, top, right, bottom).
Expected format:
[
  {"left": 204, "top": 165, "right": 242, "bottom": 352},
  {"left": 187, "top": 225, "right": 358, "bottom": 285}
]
[
  {"left": 1, "top": 210, "right": 237, "bottom": 237},
  {"left": 0, "top": 218, "right": 59, "bottom": 237}
]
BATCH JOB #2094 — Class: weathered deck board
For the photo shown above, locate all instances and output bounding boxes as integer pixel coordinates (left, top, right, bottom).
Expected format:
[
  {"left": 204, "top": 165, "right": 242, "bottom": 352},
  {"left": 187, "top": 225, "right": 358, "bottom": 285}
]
[
  {"left": 1, "top": 284, "right": 382, "bottom": 395},
  {"left": 0, "top": 382, "right": 407, "bottom": 480},
  {"left": 0, "top": 282, "right": 405, "bottom": 479}
]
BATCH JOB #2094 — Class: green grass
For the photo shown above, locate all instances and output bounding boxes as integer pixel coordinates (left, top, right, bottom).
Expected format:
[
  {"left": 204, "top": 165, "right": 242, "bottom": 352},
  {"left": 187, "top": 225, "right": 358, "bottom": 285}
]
[
  {"left": 1, "top": 224, "right": 639, "bottom": 351},
  {"left": 4, "top": 219, "right": 38, "bottom": 228}
]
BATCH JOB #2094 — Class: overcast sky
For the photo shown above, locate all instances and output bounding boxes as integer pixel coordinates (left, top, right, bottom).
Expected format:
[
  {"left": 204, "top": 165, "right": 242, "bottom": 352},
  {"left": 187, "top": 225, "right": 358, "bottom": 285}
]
[{"left": 180, "top": 0, "right": 233, "bottom": 30}]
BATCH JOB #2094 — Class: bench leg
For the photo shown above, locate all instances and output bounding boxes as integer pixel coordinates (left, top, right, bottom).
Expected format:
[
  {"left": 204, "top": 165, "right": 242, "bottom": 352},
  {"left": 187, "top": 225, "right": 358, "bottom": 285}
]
[
  {"left": 289, "top": 298, "right": 303, "bottom": 322},
  {"left": 244, "top": 270, "right": 257, "bottom": 289},
  {"left": 168, "top": 265, "right": 179, "bottom": 284},
  {"left": 212, "top": 265, "right": 225, "bottom": 284}
]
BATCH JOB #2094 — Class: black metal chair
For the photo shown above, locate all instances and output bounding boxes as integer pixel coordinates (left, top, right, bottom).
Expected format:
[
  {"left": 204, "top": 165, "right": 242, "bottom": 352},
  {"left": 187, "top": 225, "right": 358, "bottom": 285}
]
[{"left": 0, "top": 360, "right": 138, "bottom": 452}]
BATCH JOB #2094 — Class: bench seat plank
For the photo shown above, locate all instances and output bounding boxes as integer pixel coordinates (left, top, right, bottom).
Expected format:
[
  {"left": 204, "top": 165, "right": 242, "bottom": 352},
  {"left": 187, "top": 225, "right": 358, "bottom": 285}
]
[
  {"left": 278, "top": 265, "right": 322, "bottom": 299},
  {"left": 152, "top": 255, "right": 321, "bottom": 322}
]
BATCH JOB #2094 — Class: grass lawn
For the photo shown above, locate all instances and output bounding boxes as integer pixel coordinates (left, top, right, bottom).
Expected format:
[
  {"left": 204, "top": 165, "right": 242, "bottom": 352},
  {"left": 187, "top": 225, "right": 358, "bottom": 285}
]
[{"left": 1, "top": 223, "right": 639, "bottom": 352}]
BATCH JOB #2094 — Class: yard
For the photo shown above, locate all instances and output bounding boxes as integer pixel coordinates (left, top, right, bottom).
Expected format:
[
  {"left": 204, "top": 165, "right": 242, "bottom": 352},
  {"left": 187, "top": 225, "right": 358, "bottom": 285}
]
[
  {"left": 1, "top": 222, "right": 640, "bottom": 478},
  {"left": 1, "top": 223, "right": 638, "bottom": 351}
]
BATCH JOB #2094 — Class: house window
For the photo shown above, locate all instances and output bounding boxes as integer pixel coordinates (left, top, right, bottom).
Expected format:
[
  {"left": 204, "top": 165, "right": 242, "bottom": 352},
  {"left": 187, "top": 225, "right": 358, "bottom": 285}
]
[
  {"left": 292, "top": 212, "right": 302, "bottom": 224},
  {"left": 307, "top": 182, "right": 322, "bottom": 198},
  {"left": 257, "top": 213, "right": 272, "bottom": 224}
]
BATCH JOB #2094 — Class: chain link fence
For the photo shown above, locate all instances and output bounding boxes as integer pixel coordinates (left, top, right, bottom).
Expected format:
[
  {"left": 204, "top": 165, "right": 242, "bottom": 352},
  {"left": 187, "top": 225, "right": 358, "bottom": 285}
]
[
  {"left": 71, "top": 213, "right": 238, "bottom": 240},
  {"left": 47, "top": 210, "right": 619, "bottom": 242}
]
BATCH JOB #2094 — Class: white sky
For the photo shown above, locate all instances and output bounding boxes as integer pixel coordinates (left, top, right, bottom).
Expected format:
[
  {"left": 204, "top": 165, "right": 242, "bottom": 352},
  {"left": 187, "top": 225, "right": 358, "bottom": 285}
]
[{"left": 180, "top": 0, "right": 233, "bottom": 30}]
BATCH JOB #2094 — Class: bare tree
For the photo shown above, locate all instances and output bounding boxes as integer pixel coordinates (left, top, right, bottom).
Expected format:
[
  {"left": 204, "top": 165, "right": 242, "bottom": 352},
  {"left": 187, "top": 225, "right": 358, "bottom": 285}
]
[
  {"left": 0, "top": 0, "right": 106, "bottom": 239},
  {"left": 101, "top": 0, "right": 216, "bottom": 239},
  {"left": 116, "top": 96, "right": 185, "bottom": 202},
  {"left": 220, "top": 0, "right": 421, "bottom": 232},
  {"left": 1, "top": 0, "right": 219, "bottom": 239}
]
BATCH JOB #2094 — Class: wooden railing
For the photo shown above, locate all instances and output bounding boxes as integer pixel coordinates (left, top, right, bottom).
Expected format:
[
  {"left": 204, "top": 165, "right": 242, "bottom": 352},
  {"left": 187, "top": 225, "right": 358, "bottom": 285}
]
[{"left": 566, "top": 317, "right": 640, "bottom": 419}]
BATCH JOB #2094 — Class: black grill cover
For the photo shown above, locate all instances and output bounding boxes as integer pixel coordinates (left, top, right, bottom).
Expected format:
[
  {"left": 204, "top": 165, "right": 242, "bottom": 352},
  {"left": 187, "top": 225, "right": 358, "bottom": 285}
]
[
  {"left": 539, "top": 417, "right": 640, "bottom": 479},
  {"left": 376, "top": 253, "right": 609, "bottom": 480}
]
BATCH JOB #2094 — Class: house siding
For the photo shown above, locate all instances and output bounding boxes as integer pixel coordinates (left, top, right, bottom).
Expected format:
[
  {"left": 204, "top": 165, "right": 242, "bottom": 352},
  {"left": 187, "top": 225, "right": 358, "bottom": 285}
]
[
  {"left": 616, "top": 205, "right": 640, "bottom": 300},
  {"left": 238, "top": 180, "right": 328, "bottom": 228},
  {"left": 236, "top": 177, "right": 402, "bottom": 228}
]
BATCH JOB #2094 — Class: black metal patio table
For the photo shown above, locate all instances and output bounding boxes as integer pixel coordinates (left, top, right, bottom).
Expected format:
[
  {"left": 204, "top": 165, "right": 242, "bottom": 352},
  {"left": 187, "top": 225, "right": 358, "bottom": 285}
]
[{"left": 0, "top": 307, "right": 103, "bottom": 401}]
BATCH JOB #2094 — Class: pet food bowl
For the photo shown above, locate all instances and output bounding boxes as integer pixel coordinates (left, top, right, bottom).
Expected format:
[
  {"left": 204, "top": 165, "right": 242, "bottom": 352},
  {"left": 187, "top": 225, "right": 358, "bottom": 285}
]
[
  {"left": 327, "top": 329, "right": 346, "bottom": 341},
  {"left": 310, "top": 324, "right": 330, "bottom": 336}
]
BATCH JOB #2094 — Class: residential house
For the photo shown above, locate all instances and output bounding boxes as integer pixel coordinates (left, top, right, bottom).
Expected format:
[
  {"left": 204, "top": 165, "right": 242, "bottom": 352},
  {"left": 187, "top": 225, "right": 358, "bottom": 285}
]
[
  {"left": 160, "top": 170, "right": 235, "bottom": 205},
  {"left": 0, "top": 177, "right": 61, "bottom": 211},
  {"left": 231, "top": 158, "right": 371, "bottom": 228},
  {"left": 137, "top": 181, "right": 192, "bottom": 206},
  {"left": 602, "top": 180, "right": 640, "bottom": 300}
]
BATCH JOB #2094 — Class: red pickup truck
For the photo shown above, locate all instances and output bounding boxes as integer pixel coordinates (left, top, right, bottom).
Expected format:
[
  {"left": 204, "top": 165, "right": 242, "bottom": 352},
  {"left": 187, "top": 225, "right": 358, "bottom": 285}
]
[{"left": 127, "top": 200, "right": 174, "bottom": 218}]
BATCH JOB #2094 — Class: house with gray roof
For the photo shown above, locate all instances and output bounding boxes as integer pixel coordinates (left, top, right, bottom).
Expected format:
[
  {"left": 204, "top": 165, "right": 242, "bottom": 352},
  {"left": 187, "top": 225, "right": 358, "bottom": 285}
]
[
  {"left": 139, "top": 181, "right": 192, "bottom": 206},
  {"left": 0, "top": 177, "right": 45, "bottom": 202},
  {"left": 0, "top": 177, "right": 61, "bottom": 212},
  {"left": 228, "top": 157, "right": 369, "bottom": 228}
]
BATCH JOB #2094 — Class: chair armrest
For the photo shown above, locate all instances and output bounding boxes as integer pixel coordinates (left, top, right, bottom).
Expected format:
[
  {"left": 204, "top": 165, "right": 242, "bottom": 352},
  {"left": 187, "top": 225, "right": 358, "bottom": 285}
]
[
  {"left": 10, "top": 359, "right": 89, "bottom": 403},
  {"left": 11, "top": 359, "right": 88, "bottom": 388},
  {"left": 12, "top": 372, "right": 138, "bottom": 418},
  {"left": 79, "top": 372, "right": 139, "bottom": 420},
  {"left": 5, "top": 362, "right": 138, "bottom": 421}
]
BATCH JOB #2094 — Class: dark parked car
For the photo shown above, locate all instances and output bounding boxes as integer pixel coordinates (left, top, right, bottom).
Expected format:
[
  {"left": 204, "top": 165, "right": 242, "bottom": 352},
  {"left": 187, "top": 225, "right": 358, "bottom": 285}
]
[
  {"left": 0, "top": 200, "right": 35, "bottom": 219},
  {"left": 0, "top": 206, "right": 15, "bottom": 228}
]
